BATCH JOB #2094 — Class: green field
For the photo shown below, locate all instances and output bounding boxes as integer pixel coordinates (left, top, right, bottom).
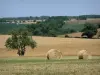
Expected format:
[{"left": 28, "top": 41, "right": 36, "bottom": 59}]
[
  {"left": 0, "top": 23, "right": 26, "bottom": 34},
  {"left": 0, "top": 56, "right": 100, "bottom": 75},
  {"left": 62, "top": 24, "right": 84, "bottom": 32}
]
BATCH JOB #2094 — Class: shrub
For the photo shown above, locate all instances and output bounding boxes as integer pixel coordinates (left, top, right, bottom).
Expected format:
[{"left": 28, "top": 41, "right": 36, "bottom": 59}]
[
  {"left": 82, "top": 23, "right": 98, "bottom": 38},
  {"left": 65, "top": 34, "right": 69, "bottom": 38}
]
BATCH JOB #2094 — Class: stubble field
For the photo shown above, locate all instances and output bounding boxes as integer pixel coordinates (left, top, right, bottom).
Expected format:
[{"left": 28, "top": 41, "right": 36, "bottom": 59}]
[{"left": 0, "top": 35, "right": 100, "bottom": 75}]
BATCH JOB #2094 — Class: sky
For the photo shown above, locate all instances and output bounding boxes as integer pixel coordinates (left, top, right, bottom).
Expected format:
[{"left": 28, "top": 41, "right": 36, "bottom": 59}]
[{"left": 0, "top": 0, "right": 100, "bottom": 17}]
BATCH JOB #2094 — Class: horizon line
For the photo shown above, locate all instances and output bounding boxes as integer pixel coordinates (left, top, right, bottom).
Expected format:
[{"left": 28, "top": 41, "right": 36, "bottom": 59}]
[{"left": 1, "top": 14, "right": 100, "bottom": 18}]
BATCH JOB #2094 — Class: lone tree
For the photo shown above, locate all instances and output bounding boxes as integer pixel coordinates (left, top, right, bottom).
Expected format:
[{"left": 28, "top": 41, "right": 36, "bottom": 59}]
[
  {"left": 5, "top": 29, "right": 37, "bottom": 56},
  {"left": 81, "top": 23, "right": 98, "bottom": 38}
]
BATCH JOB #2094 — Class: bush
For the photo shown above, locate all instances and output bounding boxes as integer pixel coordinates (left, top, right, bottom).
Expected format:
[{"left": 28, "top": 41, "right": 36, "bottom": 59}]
[
  {"left": 65, "top": 34, "right": 69, "bottom": 38},
  {"left": 82, "top": 30, "right": 96, "bottom": 38},
  {"left": 81, "top": 23, "right": 98, "bottom": 38},
  {"left": 51, "top": 34, "right": 57, "bottom": 37}
]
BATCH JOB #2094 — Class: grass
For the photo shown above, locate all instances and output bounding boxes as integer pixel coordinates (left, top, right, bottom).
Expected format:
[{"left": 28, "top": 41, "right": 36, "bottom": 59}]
[
  {"left": 0, "top": 56, "right": 100, "bottom": 75},
  {"left": 62, "top": 24, "right": 84, "bottom": 32}
]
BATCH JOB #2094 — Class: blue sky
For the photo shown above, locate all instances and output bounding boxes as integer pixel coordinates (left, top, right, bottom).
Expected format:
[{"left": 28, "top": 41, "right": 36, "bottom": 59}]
[{"left": 0, "top": 0, "right": 100, "bottom": 17}]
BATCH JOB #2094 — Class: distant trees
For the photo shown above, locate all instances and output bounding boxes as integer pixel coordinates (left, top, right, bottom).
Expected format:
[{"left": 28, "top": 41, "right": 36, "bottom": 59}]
[
  {"left": 77, "top": 15, "right": 100, "bottom": 20},
  {"left": 26, "top": 16, "right": 67, "bottom": 36},
  {"left": 1, "top": 15, "right": 100, "bottom": 21},
  {"left": 5, "top": 29, "right": 37, "bottom": 56},
  {"left": 81, "top": 23, "right": 98, "bottom": 38},
  {"left": 1, "top": 15, "right": 100, "bottom": 36},
  {"left": 78, "top": 15, "right": 87, "bottom": 20},
  {"left": 26, "top": 16, "right": 81, "bottom": 37},
  {"left": 0, "top": 18, "right": 7, "bottom": 22},
  {"left": 0, "top": 16, "right": 50, "bottom": 21}
]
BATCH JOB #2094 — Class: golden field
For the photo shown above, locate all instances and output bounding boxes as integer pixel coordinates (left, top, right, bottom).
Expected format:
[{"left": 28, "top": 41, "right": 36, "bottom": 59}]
[
  {"left": 0, "top": 35, "right": 100, "bottom": 57},
  {"left": 0, "top": 35, "right": 100, "bottom": 75}
]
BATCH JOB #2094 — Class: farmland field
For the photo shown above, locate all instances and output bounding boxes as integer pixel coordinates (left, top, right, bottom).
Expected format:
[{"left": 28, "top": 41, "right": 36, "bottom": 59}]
[
  {"left": 0, "top": 23, "right": 26, "bottom": 34},
  {"left": 0, "top": 57, "right": 100, "bottom": 75},
  {"left": 0, "top": 35, "right": 100, "bottom": 57},
  {"left": 0, "top": 35, "right": 100, "bottom": 75},
  {"left": 1, "top": 1, "right": 100, "bottom": 74}
]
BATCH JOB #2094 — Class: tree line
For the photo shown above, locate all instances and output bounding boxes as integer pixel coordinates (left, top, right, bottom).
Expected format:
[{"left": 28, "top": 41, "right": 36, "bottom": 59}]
[
  {"left": 26, "top": 16, "right": 75, "bottom": 37},
  {"left": 1, "top": 15, "right": 100, "bottom": 22}
]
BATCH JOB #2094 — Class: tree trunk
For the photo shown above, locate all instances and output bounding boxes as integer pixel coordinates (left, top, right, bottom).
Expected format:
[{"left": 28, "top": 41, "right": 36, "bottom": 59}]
[
  {"left": 17, "top": 49, "right": 21, "bottom": 56},
  {"left": 21, "top": 46, "right": 26, "bottom": 56},
  {"left": 17, "top": 46, "right": 26, "bottom": 56},
  {"left": 21, "top": 49, "right": 25, "bottom": 56}
]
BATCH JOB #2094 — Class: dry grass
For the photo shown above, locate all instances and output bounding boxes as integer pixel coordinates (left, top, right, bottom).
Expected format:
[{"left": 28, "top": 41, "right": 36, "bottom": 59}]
[
  {"left": 68, "top": 32, "right": 82, "bottom": 37},
  {"left": 0, "top": 35, "right": 100, "bottom": 57}
]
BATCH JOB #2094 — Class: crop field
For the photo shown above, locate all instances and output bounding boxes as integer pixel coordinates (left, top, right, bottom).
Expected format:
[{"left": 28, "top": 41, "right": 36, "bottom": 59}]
[
  {"left": 0, "top": 35, "right": 100, "bottom": 75},
  {"left": 0, "top": 35, "right": 100, "bottom": 57},
  {"left": 0, "top": 56, "right": 100, "bottom": 75}
]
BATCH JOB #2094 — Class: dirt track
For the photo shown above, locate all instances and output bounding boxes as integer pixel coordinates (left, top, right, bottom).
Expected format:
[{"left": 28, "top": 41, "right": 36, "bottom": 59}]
[{"left": 0, "top": 35, "right": 100, "bottom": 57}]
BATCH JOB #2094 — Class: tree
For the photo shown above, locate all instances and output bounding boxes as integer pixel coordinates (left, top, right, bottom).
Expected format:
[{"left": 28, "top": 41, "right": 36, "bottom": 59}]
[
  {"left": 81, "top": 23, "right": 98, "bottom": 38},
  {"left": 48, "top": 29, "right": 57, "bottom": 37},
  {"left": 5, "top": 29, "right": 37, "bottom": 56},
  {"left": 0, "top": 18, "right": 7, "bottom": 22}
]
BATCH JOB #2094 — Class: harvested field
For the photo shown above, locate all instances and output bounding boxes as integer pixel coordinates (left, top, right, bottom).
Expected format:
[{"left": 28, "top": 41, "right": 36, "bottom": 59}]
[
  {"left": 0, "top": 35, "right": 100, "bottom": 57},
  {"left": 0, "top": 35, "right": 100, "bottom": 75}
]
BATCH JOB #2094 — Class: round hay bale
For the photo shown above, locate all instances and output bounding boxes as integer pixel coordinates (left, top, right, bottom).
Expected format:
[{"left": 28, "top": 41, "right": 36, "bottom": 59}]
[
  {"left": 77, "top": 50, "right": 88, "bottom": 59},
  {"left": 46, "top": 49, "right": 62, "bottom": 60}
]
